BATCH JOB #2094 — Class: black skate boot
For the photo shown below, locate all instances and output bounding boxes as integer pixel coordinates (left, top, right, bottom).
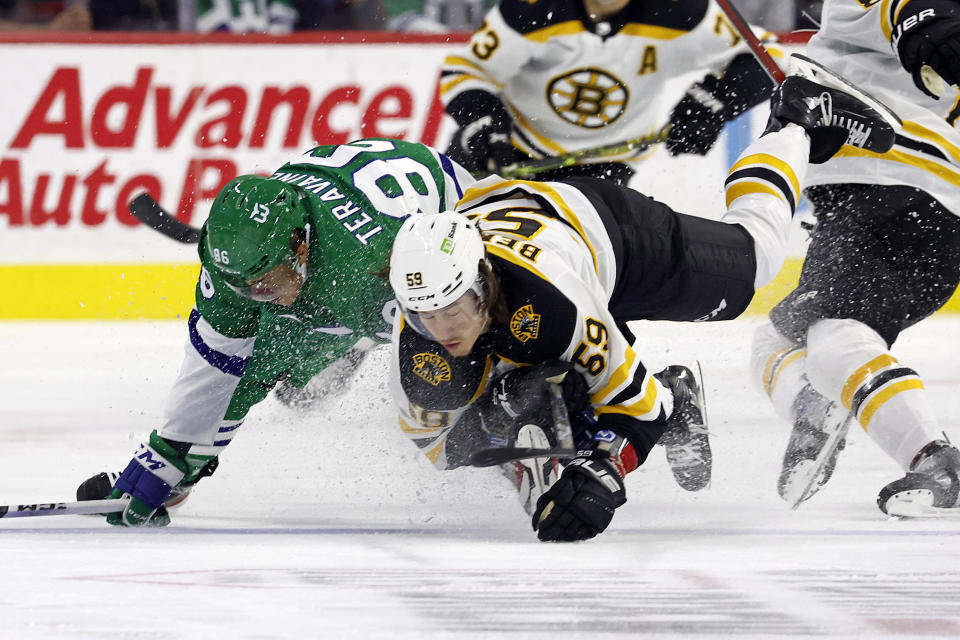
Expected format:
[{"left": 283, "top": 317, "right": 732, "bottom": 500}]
[
  {"left": 764, "top": 53, "right": 901, "bottom": 163},
  {"left": 500, "top": 424, "right": 559, "bottom": 515},
  {"left": 778, "top": 385, "right": 852, "bottom": 508},
  {"left": 656, "top": 364, "right": 711, "bottom": 492},
  {"left": 878, "top": 440, "right": 960, "bottom": 518}
]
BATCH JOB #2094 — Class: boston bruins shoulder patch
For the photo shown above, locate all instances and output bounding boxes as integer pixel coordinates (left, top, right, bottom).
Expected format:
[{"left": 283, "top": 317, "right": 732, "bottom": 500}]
[{"left": 510, "top": 304, "right": 541, "bottom": 343}]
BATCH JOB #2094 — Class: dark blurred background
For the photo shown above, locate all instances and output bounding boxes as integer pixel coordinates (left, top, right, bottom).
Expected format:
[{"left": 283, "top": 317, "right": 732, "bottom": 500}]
[{"left": 0, "top": 0, "right": 822, "bottom": 34}]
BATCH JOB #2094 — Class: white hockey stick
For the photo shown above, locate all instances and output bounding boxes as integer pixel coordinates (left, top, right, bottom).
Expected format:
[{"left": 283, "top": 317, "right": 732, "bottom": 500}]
[{"left": 0, "top": 498, "right": 128, "bottom": 519}]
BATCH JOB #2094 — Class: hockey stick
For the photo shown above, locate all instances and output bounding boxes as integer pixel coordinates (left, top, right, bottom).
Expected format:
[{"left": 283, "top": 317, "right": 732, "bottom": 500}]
[
  {"left": 496, "top": 125, "right": 671, "bottom": 179},
  {"left": 715, "top": 0, "right": 948, "bottom": 98},
  {"left": 469, "top": 377, "right": 582, "bottom": 467},
  {"left": 713, "top": 0, "right": 786, "bottom": 84},
  {"left": 129, "top": 193, "right": 201, "bottom": 244},
  {"left": 0, "top": 497, "right": 128, "bottom": 519},
  {"left": 470, "top": 445, "right": 580, "bottom": 467},
  {"left": 546, "top": 378, "right": 575, "bottom": 450}
]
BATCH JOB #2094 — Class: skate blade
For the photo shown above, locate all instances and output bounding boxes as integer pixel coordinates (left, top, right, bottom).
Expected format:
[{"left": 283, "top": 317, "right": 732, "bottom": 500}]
[
  {"left": 788, "top": 53, "right": 903, "bottom": 131},
  {"left": 884, "top": 490, "right": 960, "bottom": 519},
  {"left": 783, "top": 412, "right": 852, "bottom": 510}
]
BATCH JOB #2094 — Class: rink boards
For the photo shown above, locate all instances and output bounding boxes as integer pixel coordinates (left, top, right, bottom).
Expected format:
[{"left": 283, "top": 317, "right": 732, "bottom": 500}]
[{"left": 1, "top": 35, "right": 955, "bottom": 319}]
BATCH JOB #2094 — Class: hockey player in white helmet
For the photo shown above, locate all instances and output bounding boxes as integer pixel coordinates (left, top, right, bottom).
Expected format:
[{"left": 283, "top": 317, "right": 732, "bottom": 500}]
[
  {"left": 441, "top": 0, "right": 781, "bottom": 184},
  {"left": 388, "top": 61, "right": 901, "bottom": 541},
  {"left": 750, "top": 0, "right": 960, "bottom": 518}
]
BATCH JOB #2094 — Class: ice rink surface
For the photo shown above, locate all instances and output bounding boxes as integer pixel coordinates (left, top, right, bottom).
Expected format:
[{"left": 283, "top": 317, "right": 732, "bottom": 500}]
[{"left": 2, "top": 317, "right": 960, "bottom": 639}]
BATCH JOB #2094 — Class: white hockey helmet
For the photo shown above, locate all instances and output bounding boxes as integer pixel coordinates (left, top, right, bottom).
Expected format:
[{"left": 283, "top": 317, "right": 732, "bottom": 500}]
[{"left": 389, "top": 210, "right": 487, "bottom": 315}]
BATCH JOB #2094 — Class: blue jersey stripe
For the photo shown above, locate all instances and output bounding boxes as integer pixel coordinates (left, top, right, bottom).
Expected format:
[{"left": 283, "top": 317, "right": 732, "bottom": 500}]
[
  {"left": 439, "top": 152, "right": 466, "bottom": 201},
  {"left": 188, "top": 309, "right": 248, "bottom": 378}
]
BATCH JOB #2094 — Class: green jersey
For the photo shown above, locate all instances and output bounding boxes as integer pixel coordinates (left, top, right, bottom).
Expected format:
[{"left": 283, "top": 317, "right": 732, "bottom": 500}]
[{"left": 162, "top": 139, "right": 473, "bottom": 446}]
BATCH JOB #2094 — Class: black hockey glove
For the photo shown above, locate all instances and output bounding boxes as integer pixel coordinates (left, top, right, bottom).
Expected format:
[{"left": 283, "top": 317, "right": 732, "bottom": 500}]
[
  {"left": 445, "top": 91, "right": 516, "bottom": 174},
  {"left": 667, "top": 54, "right": 774, "bottom": 155},
  {"left": 897, "top": 18, "right": 960, "bottom": 98},
  {"left": 667, "top": 74, "right": 728, "bottom": 155},
  {"left": 532, "top": 450, "right": 626, "bottom": 542},
  {"left": 479, "top": 360, "right": 590, "bottom": 447}
]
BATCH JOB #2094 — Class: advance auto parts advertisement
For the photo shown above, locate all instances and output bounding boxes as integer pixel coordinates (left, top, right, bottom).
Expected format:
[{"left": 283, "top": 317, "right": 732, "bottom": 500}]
[{"left": 0, "top": 34, "right": 455, "bottom": 319}]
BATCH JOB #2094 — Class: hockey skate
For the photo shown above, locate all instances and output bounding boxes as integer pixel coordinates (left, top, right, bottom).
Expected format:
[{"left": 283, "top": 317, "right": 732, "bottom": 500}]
[
  {"left": 765, "top": 53, "right": 902, "bottom": 163},
  {"left": 274, "top": 343, "right": 373, "bottom": 410},
  {"left": 76, "top": 471, "right": 196, "bottom": 522},
  {"left": 500, "top": 424, "right": 559, "bottom": 516},
  {"left": 878, "top": 440, "right": 960, "bottom": 518},
  {"left": 778, "top": 385, "right": 852, "bottom": 509},
  {"left": 656, "top": 364, "right": 711, "bottom": 492}
]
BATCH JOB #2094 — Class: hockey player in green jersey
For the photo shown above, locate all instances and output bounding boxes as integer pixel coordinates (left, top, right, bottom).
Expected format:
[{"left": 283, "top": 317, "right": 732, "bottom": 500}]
[{"left": 78, "top": 138, "right": 473, "bottom": 527}]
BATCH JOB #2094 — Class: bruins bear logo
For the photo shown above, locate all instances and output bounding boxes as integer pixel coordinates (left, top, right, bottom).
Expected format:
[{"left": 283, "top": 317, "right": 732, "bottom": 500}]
[
  {"left": 510, "top": 304, "right": 541, "bottom": 343},
  {"left": 547, "top": 67, "right": 628, "bottom": 129},
  {"left": 412, "top": 352, "right": 452, "bottom": 386}
]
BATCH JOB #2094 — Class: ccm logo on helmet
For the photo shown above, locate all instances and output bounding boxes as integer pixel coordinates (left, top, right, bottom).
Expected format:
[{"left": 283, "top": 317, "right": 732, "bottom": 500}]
[{"left": 409, "top": 294, "right": 436, "bottom": 301}]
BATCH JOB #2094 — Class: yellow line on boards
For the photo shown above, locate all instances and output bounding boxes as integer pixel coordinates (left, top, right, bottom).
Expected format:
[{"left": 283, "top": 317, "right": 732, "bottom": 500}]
[
  {"left": 0, "top": 263, "right": 199, "bottom": 320},
  {"left": 3, "top": 258, "right": 960, "bottom": 320}
]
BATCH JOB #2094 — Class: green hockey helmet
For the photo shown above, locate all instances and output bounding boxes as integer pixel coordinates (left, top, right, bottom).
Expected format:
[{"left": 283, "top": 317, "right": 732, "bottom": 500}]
[{"left": 205, "top": 175, "right": 309, "bottom": 296}]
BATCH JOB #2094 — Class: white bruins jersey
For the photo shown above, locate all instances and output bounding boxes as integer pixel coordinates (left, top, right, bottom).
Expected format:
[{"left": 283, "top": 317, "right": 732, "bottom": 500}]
[
  {"left": 441, "top": 0, "right": 767, "bottom": 161},
  {"left": 390, "top": 179, "right": 672, "bottom": 469},
  {"left": 804, "top": 0, "right": 960, "bottom": 215}
]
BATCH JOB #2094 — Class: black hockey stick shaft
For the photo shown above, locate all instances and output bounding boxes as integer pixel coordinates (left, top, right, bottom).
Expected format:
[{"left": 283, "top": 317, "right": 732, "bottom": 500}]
[
  {"left": 129, "top": 193, "right": 201, "bottom": 244},
  {"left": 0, "top": 498, "right": 128, "bottom": 519},
  {"left": 713, "top": 0, "right": 786, "bottom": 85},
  {"left": 470, "top": 446, "right": 579, "bottom": 467},
  {"left": 470, "top": 379, "right": 581, "bottom": 467}
]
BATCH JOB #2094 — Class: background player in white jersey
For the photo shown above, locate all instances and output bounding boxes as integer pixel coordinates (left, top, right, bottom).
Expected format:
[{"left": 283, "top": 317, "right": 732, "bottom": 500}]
[
  {"left": 387, "top": 67, "right": 898, "bottom": 541},
  {"left": 750, "top": 0, "right": 960, "bottom": 517},
  {"left": 441, "top": 0, "right": 778, "bottom": 184}
]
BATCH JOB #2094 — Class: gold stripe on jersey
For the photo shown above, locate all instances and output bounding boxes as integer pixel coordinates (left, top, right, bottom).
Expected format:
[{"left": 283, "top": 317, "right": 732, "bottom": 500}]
[
  {"left": 725, "top": 181, "right": 787, "bottom": 209},
  {"left": 594, "top": 375, "right": 660, "bottom": 419},
  {"left": 441, "top": 71, "right": 490, "bottom": 95},
  {"left": 619, "top": 24, "right": 688, "bottom": 40},
  {"left": 950, "top": 94, "right": 960, "bottom": 126},
  {"left": 902, "top": 120, "right": 960, "bottom": 165},
  {"left": 857, "top": 377, "right": 924, "bottom": 429},
  {"left": 510, "top": 108, "right": 569, "bottom": 155},
  {"left": 485, "top": 242, "right": 550, "bottom": 280},
  {"left": 467, "top": 355, "right": 496, "bottom": 405},
  {"left": 462, "top": 180, "right": 601, "bottom": 274},
  {"left": 442, "top": 56, "right": 503, "bottom": 86},
  {"left": 524, "top": 20, "right": 587, "bottom": 43},
  {"left": 424, "top": 438, "right": 445, "bottom": 464},
  {"left": 841, "top": 354, "right": 898, "bottom": 410},
  {"left": 730, "top": 153, "right": 802, "bottom": 197},
  {"left": 761, "top": 346, "right": 806, "bottom": 396},
  {"left": 881, "top": 0, "right": 897, "bottom": 42},
  {"left": 592, "top": 344, "right": 640, "bottom": 404},
  {"left": 835, "top": 145, "right": 960, "bottom": 188},
  {"left": 882, "top": 0, "right": 919, "bottom": 43},
  {"left": 398, "top": 416, "right": 445, "bottom": 437}
]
